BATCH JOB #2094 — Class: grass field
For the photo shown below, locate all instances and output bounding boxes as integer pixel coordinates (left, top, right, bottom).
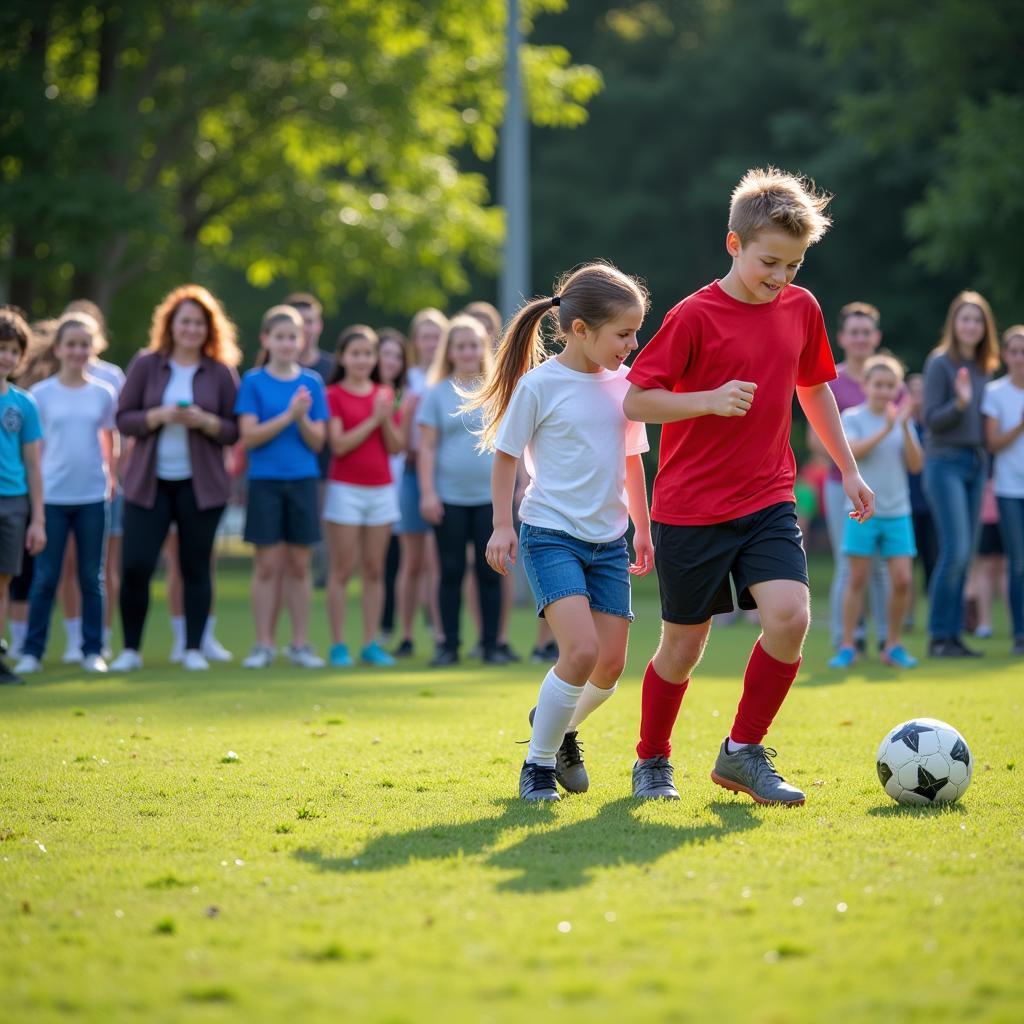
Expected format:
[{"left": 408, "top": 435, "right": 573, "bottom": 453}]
[{"left": 2, "top": 561, "right": 1022, "bottom": 1023}]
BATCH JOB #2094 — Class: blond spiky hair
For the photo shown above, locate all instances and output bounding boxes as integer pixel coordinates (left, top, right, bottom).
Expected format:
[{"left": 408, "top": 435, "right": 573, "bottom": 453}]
[{"left": 729, "top": 167, "right": 833, "bottom": 245}]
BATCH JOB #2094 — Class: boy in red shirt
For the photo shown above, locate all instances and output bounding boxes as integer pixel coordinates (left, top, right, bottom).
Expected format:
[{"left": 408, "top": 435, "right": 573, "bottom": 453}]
[{"left": 625, "top": 167, "right": 875, "bottom": 805}]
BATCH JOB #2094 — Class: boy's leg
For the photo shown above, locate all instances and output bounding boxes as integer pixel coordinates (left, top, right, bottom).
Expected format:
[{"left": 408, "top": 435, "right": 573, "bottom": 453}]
[{"left": 841, "top": 557, "right": 871, "bottom": 650}]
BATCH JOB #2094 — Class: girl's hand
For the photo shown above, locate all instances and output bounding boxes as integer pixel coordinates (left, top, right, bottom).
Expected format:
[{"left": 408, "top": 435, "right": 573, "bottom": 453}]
[
  {"left": 844, "top": 470, "right": 876, "bottom": 523},
  {"left": 709, "top": 380, "right": 756, "bottom": 417},
  {"left": 289, "top": 386, "right": 313, "bottom": 420},
  {"left": 884, "top": 401, "right": 899, "bottom": 427},
  {"left": 399, "top": 393, "right": 419, "bottom": 420},
  {"left": 25, "top": 520, "right": 46, "bottom": 556},
  {"left": 897, "top": 397, "right": 915, "bottom": 425},
  {"left": 954, "top": 366, "right": 972, "bottom": 407},
  {"left": 629, "top": 530, "right": 654, "bottom": 576},
  {"left": 486, "top": 526, "right": 518, "bottom": 575},
  {"left": 373, "top": 388, "right": 393, "bottom": 423},
  {"left": 420, "top": 492, "right": 443, "bottom": 525}
]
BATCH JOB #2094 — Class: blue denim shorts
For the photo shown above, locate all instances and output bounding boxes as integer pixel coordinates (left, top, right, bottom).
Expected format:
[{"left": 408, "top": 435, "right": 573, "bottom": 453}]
[{"left": 519, "top": 523, "right": 634, "bottom": 621}]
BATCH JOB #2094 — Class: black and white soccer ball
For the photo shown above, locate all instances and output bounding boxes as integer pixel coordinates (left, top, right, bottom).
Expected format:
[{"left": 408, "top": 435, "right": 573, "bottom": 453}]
[{"left": 875, "top": 718, "right": 972, "bottom": 805}]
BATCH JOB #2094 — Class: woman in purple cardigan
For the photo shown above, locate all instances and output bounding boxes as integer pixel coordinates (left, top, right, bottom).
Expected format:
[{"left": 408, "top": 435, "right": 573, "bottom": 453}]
[{"left": 110, "top": 285, "right": 240, "bottom": 672}]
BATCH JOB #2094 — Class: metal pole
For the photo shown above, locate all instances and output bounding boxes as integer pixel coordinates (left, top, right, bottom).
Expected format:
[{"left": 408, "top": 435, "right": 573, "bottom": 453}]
[{"left": 499, "top": 0, "right": 530, "bottom": 318}]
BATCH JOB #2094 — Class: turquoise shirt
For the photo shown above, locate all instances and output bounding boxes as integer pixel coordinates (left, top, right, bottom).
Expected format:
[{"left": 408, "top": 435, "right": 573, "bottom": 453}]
[{"left": 0, "top": 385, "right": 43, "bottom": 497}]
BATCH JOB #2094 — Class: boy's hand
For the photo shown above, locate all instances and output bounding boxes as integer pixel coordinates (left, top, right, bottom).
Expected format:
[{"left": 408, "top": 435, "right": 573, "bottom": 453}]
[
  {"left": 25, "top": 520, "right": 46, "bottom": 556},
  {"left": 629, "top": 530, "right": 654, "bottom": 576},
  {"left": 485, "top": 526, "right": 518, "bottom": 575},
  {"left": 708, "top": 380, "right": 756, "bottom": 417},
  {"left": 844, "top": 471, "right": 875, "bottom": 523}
]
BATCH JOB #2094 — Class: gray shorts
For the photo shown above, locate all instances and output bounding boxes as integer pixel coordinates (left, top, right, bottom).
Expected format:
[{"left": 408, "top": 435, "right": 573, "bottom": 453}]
[{"left": 0, "top": 494, "right": 30, "bottom": 577}]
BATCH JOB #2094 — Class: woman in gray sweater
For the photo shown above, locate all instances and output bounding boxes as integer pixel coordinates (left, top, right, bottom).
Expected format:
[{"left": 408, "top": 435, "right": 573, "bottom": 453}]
[{"left": 921, "top": 291, "right": 999, "bottom": 657}]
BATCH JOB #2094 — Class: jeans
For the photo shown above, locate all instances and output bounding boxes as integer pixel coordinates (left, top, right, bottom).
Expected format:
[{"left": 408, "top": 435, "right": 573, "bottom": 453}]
[
  {"left": 434, "top": 502, "right": 500, "bottom": 651},
  {"left": 997, "top": 495, "right": 1024, "bottom": 639},
  {"left": 25, "top": 501, "right": 107, "bottom": 658},
  {"left": 121, "top": 479, "right": 224, "bottom": 651},
  {"left": 922, "top": 448, "right": 985, "bottom": 640},
  {"left": 824, "top": 478, "right": 889, "bottom": 647}
]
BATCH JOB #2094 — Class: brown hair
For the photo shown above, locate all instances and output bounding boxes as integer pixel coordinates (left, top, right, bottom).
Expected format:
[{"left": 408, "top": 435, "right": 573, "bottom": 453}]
[
  {"left": 837, "top": 301, "right": 881, "bottom": 333},
  {"left": 427, "top": 315, "right": 492, "bottom": 386},
  {"left": 284, "top": 291, "right": 322, "bottom": 316},
  {"left": 0, "top": 305, "right": 33, "bottom": 356},
  {"left": 934, "top": 291, "right": 999, "bottom": 373},
  {"left": 464, "top": 261, "right": 649, "bottom": 451},
  {"left": 329, "top": 324, "right": 380, "bottom": 385},
  {"left": 407, "top": 308, "right": 449, "bottom": 369},
  {"left": 261, "top": 305, "right": 303, "bottom": 334},
  {"left": 462, "top": 301, "right": 502, "bottom": 342},
  {"left": 148, "top": 284, "right": 241, "bottom": 366},
  {"left": 729, "top": 167, "right": 833, "bottom": 245},
  {"left": 377, "top": 328, "right": 408, "bottom": 391},
  {"left": 863, "top": 353, "right": 905, "bottom": 383}
]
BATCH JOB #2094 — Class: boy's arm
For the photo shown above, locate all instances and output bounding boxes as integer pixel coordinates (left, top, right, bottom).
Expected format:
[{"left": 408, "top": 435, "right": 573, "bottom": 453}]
[
  {"left": 623, "top": 380, "right": 756, "bottom": 423},
  {"left": 624, "top": 453, "right": 653, "bottom": 576},
  {"left": 21, "top": 439, "right": 45, "bottom": 554},
  {"left": 797, "top": 383, "right": 875, "bottom": 522},
  {"left": 486, "top": 450, "right": 519, "bottom": 575},
  {"left": 238, "top": 410, "right": 294, "bottom": 450},
  {"left": 296, "top": 414, "right": 326, "bottom": 453}
]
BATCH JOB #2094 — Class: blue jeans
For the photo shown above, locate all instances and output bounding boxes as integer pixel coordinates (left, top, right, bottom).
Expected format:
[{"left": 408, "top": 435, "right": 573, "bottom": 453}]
[
  {"left": 922, "top": 449, "right": 984, "bottom": 640},
  {"left": 25, "top": 501, "right": 107, "bottom": 658},
  {"left": 997, "top": 496, "right": 1024, "bottom": 639}
]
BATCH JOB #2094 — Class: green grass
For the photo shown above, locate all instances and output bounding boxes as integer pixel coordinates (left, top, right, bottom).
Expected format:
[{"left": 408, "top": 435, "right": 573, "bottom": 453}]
[{"left": 1, "top": 563, "right": 1022, "bottom": 1023}]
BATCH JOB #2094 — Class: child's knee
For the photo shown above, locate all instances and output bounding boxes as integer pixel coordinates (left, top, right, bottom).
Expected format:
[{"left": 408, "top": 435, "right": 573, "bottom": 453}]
[
  {"left": 656, "top": 629, "right": 707, "bottom": 678},
  {"left": 763, "top": 600, "right": 810, "bottom": 643},
  {"left": 593, "top": 650, "right": 626, "bottom": 682},
  {"left": 558, "top": 637, "right": 599, "bottom": 679}
]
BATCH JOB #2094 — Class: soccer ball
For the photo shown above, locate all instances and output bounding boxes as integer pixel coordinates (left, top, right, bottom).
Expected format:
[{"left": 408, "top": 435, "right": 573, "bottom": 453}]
[{"left": 875, "top": 718, "right": 972, "bottom": 805}]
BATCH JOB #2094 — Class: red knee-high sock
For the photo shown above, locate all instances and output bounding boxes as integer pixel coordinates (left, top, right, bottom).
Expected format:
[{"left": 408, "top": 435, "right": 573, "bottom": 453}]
[
  {"left": 636, "top": 661, "right": 689, "bottom": 760},
  {"left": 730, "top": 640, "right": 801, "bottom": 745}
]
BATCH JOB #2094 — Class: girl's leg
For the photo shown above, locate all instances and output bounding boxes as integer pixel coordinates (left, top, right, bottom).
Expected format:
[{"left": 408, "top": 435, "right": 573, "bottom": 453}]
[
  {"left": 867, "top": 555, "right": 890, "bottom": 647},
  {"left": 171, "top": 484, "right": 223, "bottom": 651},
  {"left": 884, "top": 556, "right": 913, "bottom": 651},
  {"left": 22, "top": 507, "right": 73, "bottom": 660},
  {"left": 163, "top": 530, "right": 185, "bottom": 656},
  {"left": 498, "top": 571, "right": 516, "bottom": 647},
  {"left": 422, "top": 530, "right": 444, "bottom": 644},
  {"left": 120, "top": 491, "right": 174, "bottom": 651},
  {"left": 325, "top": 522, "right": 360, "bottom": 645},
  {"left": 59, "top": 535, "right": 82, "bottom": 657},
  {"left": 463, "top": 544, "right": 483, "bottom": 646},
  {"left": 842, "top": 557, "right": 871, "bottom": 650},
  {"left": 359, "top": 524, "right": 393, "bottom": 648},
  {"left": 72, "top": 502, "right": 107, "bottom": 658},
  {"left": 568, "top": 610, "right": 628, "bottom": 729},
  {"left": 380, "top": 533, "right": 400, "bottom": 638},
  {"left": 823, "top": 478, "right": 849, "bottom": 648},
  {"left": 251, "top": 545, "right": 285, "bottom": 648},
  {"left": 434, "top": 506, "right": 469, "bottom": 654},
  {"left": 997, "top": 496, "right": 1024, "bottom": 641},
  {"left": 924, "top": 456, "right": 975, "bottom": 641},
  {"left": 469, "top": 504, "right": 501, "bottom": 652},
  {"left": 396, "top": 531, "right": 426, "bottom": 644},
  {"left": 283, "top": 544, "right": 312, "bottom": 647}
]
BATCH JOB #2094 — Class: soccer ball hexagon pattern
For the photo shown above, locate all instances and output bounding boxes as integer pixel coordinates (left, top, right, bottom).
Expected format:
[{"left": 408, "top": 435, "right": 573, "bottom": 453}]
[{"left": 875, "top": 718, "right": 972, "bottom": 805}]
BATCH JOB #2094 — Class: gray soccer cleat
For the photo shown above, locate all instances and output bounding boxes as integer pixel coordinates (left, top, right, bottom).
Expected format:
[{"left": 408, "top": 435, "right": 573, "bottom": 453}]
[
  {"left": 632, "top": 756, "right": 680, "bottom": 800},
  {"left": 519, "top": 761, "right": 560, "bottom": 802},
  {"left": 710, "top": 741, "right": 805, "bottom": 806},
  {"left": 528, "top": 706, "right": 589, "bottom": 793}
]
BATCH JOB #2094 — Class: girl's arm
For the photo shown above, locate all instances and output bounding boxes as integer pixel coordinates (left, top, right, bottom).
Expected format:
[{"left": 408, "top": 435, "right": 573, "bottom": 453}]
[
  {"left": 416, "top": 424, "right": 443, "bottom": 524},
  {"left": 486, "top": 450, "right": 519, "bottom": 575},
  {"left": 625, "top": 453, "right": 653, "bottom": 576},
  {"left": 296, "top": 414, "right": 325, "bottom": 453},
  {"left": 985, "top": 412, "right": 1024, "bottom": 454},
  {"left": 100, "top": 428, "right": 117, "bottom": 500},
  {"left": 900, "top": 412, "right": 924, "bottom": 474},
  {"left": 328, "top": 412, "right": 380, "bottom": 457},
  {"left": 923, "top": 359, "right": 966, "bottom": 432},
  {"left": 380, "top": 410, "right": 404, "bottom": 454},
  {"left": 847, "top": 419, "right": 895, "bottom": 460},
  {"left": 238, "top": 410, "right": 295, "bottom": 450},
  {"left": 394, "top": 393, "right": 418, "bottom": 454},
  {"left": 623, "top": 380, "right": 757, "bottom": 423},
  {"left": 797, "top": 383, "right": 875, "bottom": 522},
  {"left": 21, "top": 439, "right": 45, "bottom": 555}
]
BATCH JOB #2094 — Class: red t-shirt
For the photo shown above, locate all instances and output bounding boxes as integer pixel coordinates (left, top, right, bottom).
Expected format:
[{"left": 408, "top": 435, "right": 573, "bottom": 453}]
[
  {"left": 627, "top": 281, "right": 836, "bottom": 526},
  {"left": 326, "top": 384, "right": 392, "bottom": 486}
]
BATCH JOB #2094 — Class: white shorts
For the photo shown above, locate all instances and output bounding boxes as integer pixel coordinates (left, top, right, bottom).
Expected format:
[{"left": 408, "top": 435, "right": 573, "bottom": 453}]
[{"left": 322, "top": 481, "right": 399, "bottom": 527}]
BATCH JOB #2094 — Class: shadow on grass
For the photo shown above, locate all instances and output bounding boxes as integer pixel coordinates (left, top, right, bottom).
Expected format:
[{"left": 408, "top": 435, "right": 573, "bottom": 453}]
[
  {"left": 866, "top": 801, "right": 968, "bottom": 818},
  {"left": 294, "top": 797, "right": 762, "bottom": 894}
]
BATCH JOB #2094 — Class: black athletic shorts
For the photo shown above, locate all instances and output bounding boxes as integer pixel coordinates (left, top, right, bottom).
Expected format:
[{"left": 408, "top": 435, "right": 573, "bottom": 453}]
[
  {"left": 244, "top": 477, "right": 321, "bottom": 547},
  {"left": 653, "top": 501, "right": 808, "bottom": 624}
]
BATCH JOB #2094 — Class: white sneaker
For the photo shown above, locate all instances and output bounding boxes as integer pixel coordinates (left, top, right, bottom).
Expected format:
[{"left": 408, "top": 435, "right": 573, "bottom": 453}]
[
  {"left": 242, "top": 645, "right": 275, "bottom": 669},
  {"left": 63, "top": 648, "right": 83, "bottom": 665},
  {"left": 182, "top": 649, "right": 209, "bottom": 671},
  {"left": 288, "top": 644, "right": 326, "bottom": 669},
  {"left": 201, "top": 636, "right": 233, "bottom": 663},
  {"left": 109, "top": 649, "right": 143, "bottom": 672},
  {"left": 169, "top": 644, "right": 185, "bottom": 664},
  {"left": 82, "top": 654, "right": 108, "bottom": 674},
  {"left": 101, "top": 645, "right": 113, "bottom": 662},
  {"left": 14, "top": 654, "right": 42, "bottom": 674}
]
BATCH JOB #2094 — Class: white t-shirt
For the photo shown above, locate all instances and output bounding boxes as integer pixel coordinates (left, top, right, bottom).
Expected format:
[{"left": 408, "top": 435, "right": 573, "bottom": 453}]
[
  {"left": 156, "top": 361, "right": 198, "bottom": 480},
  {"left": 30, "top": 376, "right": 116, "bottom": 504},
  {"left": 495, "top": 358, "right": 649, "bottom": 543},
  {"left": 981, "top": 377, "right": 1024, "bottom": 498},
  {"left": 89, "top": 358, "right": 126, "bottom": 397}
]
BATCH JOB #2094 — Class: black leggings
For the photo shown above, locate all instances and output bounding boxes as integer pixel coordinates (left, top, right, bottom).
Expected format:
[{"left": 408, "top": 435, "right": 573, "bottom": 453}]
[
  {"left": 434, "top": 502, "right": 500, "bottom": 652},
  {"left": 121, "top": 479, "right": 224, "bottom": 651}
]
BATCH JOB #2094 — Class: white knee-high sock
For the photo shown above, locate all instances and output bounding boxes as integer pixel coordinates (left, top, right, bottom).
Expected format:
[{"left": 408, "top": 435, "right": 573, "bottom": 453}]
[
  {"left": 526, "top": 669, "right": 581, "bottom": 767},
  {"left": 9, "top": 620, "right": 27, "bottom": 652},
  {"left": 568, "top": 681, "right": 616, "bottom": 730}
]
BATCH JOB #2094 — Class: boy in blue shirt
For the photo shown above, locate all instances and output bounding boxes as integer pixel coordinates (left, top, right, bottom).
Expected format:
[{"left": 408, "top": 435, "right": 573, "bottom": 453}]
[{"left": 0, "top": 307, "right": 46, "bottom": 684}]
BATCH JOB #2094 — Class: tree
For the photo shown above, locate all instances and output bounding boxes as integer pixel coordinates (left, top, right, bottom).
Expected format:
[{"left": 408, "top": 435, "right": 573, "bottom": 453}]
[{"left": 0, "top": 0, "right": 600, "bottom": 352}]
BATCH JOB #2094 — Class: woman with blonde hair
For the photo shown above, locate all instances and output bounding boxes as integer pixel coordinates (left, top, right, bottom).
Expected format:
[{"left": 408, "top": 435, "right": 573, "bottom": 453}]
[{"left": 110, "top": 285, "right": 240, "bottom": 672}]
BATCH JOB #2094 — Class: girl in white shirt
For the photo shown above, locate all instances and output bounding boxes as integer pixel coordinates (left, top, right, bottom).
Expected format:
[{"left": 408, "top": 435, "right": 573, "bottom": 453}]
[
  {"left": 17, "top": 313, "right": 116, "bottom": 675},
  {"left": 467, "top": 262, "right": 654, "bottom": 802}
]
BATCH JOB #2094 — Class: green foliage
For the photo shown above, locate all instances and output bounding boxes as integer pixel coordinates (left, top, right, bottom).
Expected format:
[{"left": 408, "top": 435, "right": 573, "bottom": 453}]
[{"left": 0, "top": 0, "right": 599, "bottom": 355}]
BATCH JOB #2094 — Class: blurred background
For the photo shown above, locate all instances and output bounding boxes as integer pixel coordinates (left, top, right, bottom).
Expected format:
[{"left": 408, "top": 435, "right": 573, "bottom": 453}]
[{"left": 2, "top": 0, "right": 1021, "bottom": 368}]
